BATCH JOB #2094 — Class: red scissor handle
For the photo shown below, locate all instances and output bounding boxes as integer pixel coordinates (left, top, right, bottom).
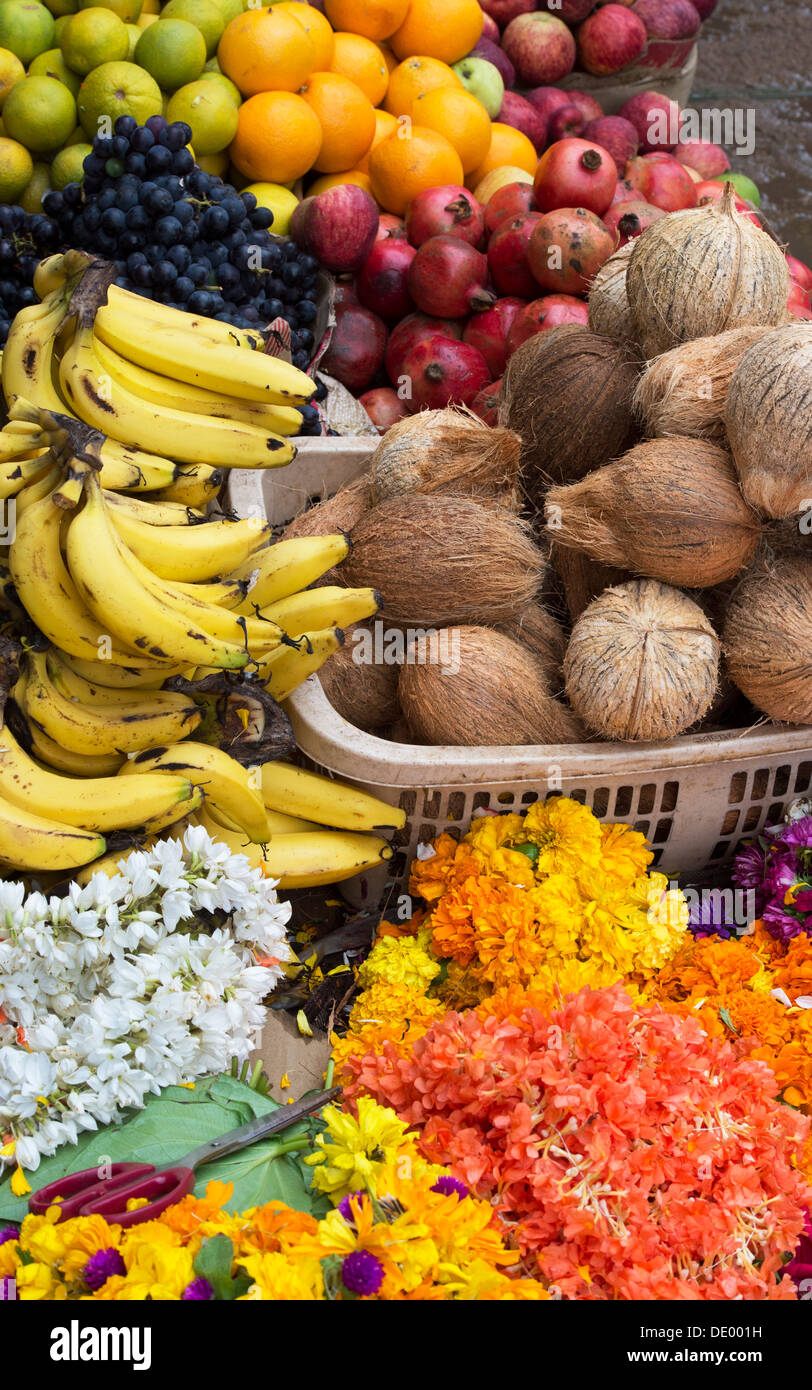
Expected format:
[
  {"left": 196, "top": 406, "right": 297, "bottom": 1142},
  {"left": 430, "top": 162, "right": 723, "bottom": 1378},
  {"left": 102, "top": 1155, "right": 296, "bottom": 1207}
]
[
  {"left": 77, "top": 1166, "right": 196, "bottom": 1228},
  {"left": 29, "top": 1163, "right": 154, "bottom": 1220}
]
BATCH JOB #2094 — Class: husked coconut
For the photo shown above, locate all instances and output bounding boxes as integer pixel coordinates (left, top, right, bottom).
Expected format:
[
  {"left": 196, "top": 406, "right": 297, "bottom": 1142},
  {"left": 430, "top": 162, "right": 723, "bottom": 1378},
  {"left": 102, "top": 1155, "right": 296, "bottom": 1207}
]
[
  {"left": 587, "top": 242, "right": 637, "bottom": 347},
  {"left": 634, "top": 326, "right": 772, "bottom": 441},
  {"left": 368, "top": 407, "right": 521, "bottom": 510},
  {"left": 724, "top": 322, "right": 812, "bottom": 518},
  {"left": 724, "top": 553, "right": 812, "bottom": 725}
]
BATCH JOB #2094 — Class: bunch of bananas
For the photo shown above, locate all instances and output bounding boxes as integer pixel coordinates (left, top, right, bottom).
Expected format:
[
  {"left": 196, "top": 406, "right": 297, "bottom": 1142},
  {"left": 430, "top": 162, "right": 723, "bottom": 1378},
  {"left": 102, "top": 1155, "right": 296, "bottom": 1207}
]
[{"left": 0, "top": 250, "right": 398, "bottom": 885}]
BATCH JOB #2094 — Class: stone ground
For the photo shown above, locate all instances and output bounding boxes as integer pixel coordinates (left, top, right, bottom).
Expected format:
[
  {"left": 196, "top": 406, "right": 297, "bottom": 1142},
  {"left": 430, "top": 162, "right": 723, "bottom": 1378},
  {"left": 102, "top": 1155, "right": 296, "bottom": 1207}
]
[{"left": 693, "top": 0, "right": 812, "bottom": 261}]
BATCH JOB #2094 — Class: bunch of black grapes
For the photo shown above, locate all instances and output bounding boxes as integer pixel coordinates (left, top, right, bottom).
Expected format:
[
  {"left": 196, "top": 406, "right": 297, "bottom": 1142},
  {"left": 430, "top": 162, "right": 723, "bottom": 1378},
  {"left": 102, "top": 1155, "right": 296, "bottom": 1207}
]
[
  {"left": 0, "top": 206, "right": 61, "bottom": 345},
  {"left": 42, "top": 114, "right": 323, "bottom": 433}
]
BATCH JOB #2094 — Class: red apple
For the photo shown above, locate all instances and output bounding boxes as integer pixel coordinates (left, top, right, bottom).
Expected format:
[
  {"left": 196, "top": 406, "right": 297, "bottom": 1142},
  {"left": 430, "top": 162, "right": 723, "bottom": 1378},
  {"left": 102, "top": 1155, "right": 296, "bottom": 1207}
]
[
  {"left": 470, "top": 37, "right": 516, "bottom": 88},
  {"left": 502, "top": 12, "right": 577, "bottom": 85},
  {"left": 562, "top": 90, "right": 604, "bottom": 125},
  {"left": 498, "top": 90, "right": 547, "bottom": 152},
  {"left": 479, "top": 10, "right": 501, "bottom": 42},
  {"left": 619, "top": 91, "right": 681, "bottom": 152},
  {"left": 627, "top": 153, "right": 698, "bottom": 209},
  {"left": 290, "top": 185, "right": 379, "bottom": 273},
  {"left": 584, "top": 115, "right": 639, "bottom": 171},
  {"left": 577, "top": 3, "right": 647, "bottom": 74},
  {"left": 479, "top": 0, "right": 535, "bottom": 27},
  {"left": 631, "top": 0, "right": 700, "bottom": 39},
  {"left": 674, "top": 138, "right": 730, "bottom": 179},
  {"left": 359, "top": 387, "right": 410, "bottom": 431}
]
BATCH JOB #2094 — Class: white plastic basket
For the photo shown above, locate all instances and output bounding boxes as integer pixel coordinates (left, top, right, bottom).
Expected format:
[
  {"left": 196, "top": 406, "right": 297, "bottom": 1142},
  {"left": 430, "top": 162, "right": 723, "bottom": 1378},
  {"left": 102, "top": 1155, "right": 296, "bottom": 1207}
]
[{"left": 227, "top": 458, "right": 812, "bottom": 905}]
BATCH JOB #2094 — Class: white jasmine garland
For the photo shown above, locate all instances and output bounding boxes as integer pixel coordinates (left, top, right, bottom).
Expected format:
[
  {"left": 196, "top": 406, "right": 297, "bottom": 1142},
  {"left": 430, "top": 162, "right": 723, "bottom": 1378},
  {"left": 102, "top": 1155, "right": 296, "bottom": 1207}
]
[{"left": 0, "top": 824, "right": 293, "bottom": 1173}]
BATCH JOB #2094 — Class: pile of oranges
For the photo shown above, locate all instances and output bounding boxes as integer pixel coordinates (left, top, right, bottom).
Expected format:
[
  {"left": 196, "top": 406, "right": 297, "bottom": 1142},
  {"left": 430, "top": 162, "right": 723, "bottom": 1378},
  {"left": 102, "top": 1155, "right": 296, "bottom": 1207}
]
[{"left": 218, "top": 0, "right": 539, "bottom": 216}]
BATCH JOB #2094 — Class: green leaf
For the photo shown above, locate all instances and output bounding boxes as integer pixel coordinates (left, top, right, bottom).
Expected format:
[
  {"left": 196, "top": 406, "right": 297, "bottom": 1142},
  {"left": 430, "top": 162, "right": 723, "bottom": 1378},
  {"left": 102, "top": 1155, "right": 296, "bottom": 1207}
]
[
  {"left": 192, "top": 1234, "right": 251, "bottom": 1301},
  {"left": 719, "top": 1006, "right": 739, "bottom": 1036}
]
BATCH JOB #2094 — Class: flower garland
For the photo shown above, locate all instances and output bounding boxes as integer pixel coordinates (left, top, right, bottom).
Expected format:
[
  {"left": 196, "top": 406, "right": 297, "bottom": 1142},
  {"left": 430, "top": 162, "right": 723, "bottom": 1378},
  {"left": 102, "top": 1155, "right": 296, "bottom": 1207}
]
[
  {"left": 0, "top": 825, "right": 292, "bottom": 1181},
  {"left": 0, "top": 1101, "right": 547, "bottom": 1301}
]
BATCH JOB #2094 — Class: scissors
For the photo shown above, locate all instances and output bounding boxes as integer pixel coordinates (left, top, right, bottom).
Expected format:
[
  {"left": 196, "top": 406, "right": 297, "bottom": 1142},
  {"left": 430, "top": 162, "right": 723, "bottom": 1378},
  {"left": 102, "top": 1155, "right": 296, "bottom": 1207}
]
[{"left": 29, "top": 1086, "right": 341, "bottom": 1229}]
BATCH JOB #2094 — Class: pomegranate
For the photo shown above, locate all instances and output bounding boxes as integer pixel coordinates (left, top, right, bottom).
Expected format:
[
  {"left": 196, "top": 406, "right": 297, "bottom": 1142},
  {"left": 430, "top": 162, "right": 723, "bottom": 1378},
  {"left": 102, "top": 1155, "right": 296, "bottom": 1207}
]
[
  {"left": 470, "top": 37, "right": 516, "bottom": 89},
  {"left": 577, "top": 4, "right": 647, "bottom": 75},
  {"left": 484, "top": 181, "right": 537, "bottom": 238},
  {"left": 533, "top": 138, "right": 617, "bottom": 216},
  {"left": 385, "top": 312, "right": 464, "bottom": 385},
  {"left": 502, "top": 12, "right": 577, "bottom": 85},
  {"left": 487, "top": 213, "right": 543, "bottom": 297},
  {"left": 375, "top": 213, "right": 407, "bottom": 241},
  {"left": 631, "top": 0, "right": 700, "bottom": 39},
  {"left": 528, "top": 207, "right": 616, "bottom": 295},
  {"left": 289, "top": 185, "right": 379, "bottom": 274},
  {"left": 463, "top": 297, "right": 527, "bottom": 377},
  {"left": 507, "top": 294, "right": 589, "bottom": 355},
  {"left": 547, "top": 103, "right": 585, "bottom": 143},
  {"left": 524, "top": 86, "right": 574, "bottom": 135},
  {"left": 470, "top": 378, "right": 503, "bottom": 425},
  {"left": 602, "top": 198, "right": 665, "bottom": 245},
  {"left": 628, "top": 153, "right": 697, "bottom": 210},
  {"left": 498, "top": 91, "right": 547, "bottom": 152},
  {"left": 359, "top": 387, "right": 410, "bottom": 432},
  {"left": 320, "top": 303, "right": 387, "bottom": 394},
  {"left": 787, "top": 254, "right": 812, "bottom": 295},
  {"left": 609, "top": 176, "right": 637, "bottom": 205},
  {"left": 583, "top": 115, "right": 639, "bottom": 172},
  {"left": 401, "top": 336, "right": 491, "bottom": 412},
  {"left": 333, "top": 282, "right": 360, "bottom": 308},
  {"left": 405, "top": 186, "right": 484, "bottom": 249},
  {"left": 563, "top": 91, "right": 604, "bottom": 125},
  {"left": 619, "top": 91, "right": 681, "bottom": 153},
  {"left": 673, "top": 138, "right": 729, "bottom": 180},
  {"left": 356, "top": 238, "right": 416, "bottom": 321},
  {"left": 407, "top": 236, "right": 495, "bottom": 317},
  {"left": 787, "top": 285, "right": 812, "bottom": 322}
]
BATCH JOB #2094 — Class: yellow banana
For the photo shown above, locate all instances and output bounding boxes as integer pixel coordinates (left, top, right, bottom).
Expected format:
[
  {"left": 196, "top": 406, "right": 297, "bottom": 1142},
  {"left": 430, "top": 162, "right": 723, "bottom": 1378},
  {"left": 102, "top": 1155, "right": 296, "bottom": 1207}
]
[
  {"left": 64, "top": 473, "right": 252, "bottom": 670},
  {"left": 260, "top": 586, "right": 381, "bottom": 637},
  {"left": 108, "top": 506, "right": 270, "bottom": 582},
  {"left": 92, "top": 333, "right": 303, "bottom": 435},
  {"left": 8, "top": 488, "right": 177, "bottom": 668},
  {"left": 43, "top": 648, "right": 176, "bottom": 708},
  {"left": 156, "top": 464, "right": 223, "bottom": 509},
  {"left": 191, "top": 805, "right": 392, "bottom": 889},
  {"left": 26, "top": 722, "right": 126, "bottom": 778},
  {"left": 0, "top": 792, "right": 106, "bottom": 872},
  {"left": 23, "top": 650, "right": 201, "bottom": 756},
  {"left": 14, "top": 461, "right": 62, "bottom": 516},
  {"left": 0, "top": 451, "right": 54, "bottom": 500},
  {"left": 1, "top": 289, "right": 70, "bottom": 412},
  {"left": 231, "top": 534, "right": 350, "bottom": 612},
  {"left": 118, "top": 741, "right": 270, "bottom": 843},
  {"left": 60, "top": 320, "right": 296, "bottom": 468},
  {"left": 104, "top": 492, "right": 206, "bottom": 526},
  {"left": 0, "top": 724, "right": 198, "bottom": 832},
  {"left": 94, "top": 300, "right": 315, "bottom": 407},
  {"left": 106, "top": 283, "right": 265, "bottom": 351},
  {"left": 206, "top": 802, "right": 319, "bottom": 836},
  {"left": 259, "top": 627, "right": 344, "bottom": 703},
  {"left": 57, "top": 652, "right": 182, "bottom": 690},
  {"left": 261, "top": 760, "right": 406, "bottom": 833}
]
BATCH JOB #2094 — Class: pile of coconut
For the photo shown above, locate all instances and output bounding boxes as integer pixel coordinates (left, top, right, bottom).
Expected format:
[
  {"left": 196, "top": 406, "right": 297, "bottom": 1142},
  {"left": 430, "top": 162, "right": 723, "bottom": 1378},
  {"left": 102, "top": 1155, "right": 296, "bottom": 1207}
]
[{"left": 283, "top": 191, "right": 811, "bottom": 748}]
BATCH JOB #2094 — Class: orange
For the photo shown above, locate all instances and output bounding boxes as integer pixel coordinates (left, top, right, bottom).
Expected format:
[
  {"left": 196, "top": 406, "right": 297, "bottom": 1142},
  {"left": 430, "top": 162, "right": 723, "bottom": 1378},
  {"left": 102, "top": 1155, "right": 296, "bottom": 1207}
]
[
  {"left": 323, "top": 0, "right": 408, "bottom": 43},
  {"left": 376, "top": 43, "right": 399, "bottom": 75},
  {"left": 467, "top": 122, "right": 538, "bottom": 189},
  {"left": 384, "top": 55, "right": 460, "bottom": 118},
  {"left": 300, "top": 71, "right": 376, "bottom": 175},
  {"left": 390, "top": 0, "right": 483, "bottom": 64},
  {"left": 355, "top": 106, "right": 396, "bottom": 174},
  {"left": 368, "top": 124, "right": 464, "bottom": 215},
  {"left": 308, "top": 169, "right": 375, "bottom": 198},
  {"left": 272, "top": 3, "right": 334, "bottom": 72},
  {"left": 412, "top": 85, "right": 491, "bottom": 176},
  {"left": 330, "top": 32, "right": 388, "bottom": 106},
  {"left": 229, "top": 90, "right": 322, "bottom": 183},
  {"left": 217, "top": 7, "right": 314, "bottom": 96}
]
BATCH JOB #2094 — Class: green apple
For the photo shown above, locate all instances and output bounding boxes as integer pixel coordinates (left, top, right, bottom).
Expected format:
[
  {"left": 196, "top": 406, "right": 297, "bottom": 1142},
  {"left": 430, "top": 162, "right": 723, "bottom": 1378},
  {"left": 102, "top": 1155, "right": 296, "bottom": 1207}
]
[
  {"left": 711, "top": 171, "right": 761, "bottom": 208},
  {"left": 452, "top": 56, "right": 504, "bottom": 120}
]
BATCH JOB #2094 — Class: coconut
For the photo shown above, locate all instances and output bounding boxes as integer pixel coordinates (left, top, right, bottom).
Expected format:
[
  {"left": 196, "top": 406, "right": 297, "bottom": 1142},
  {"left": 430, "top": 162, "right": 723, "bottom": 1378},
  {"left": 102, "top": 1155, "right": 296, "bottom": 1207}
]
[
  {"left": 563, "top": 580, "right": 720, "bottom": 741},
  {"left": 399, "top": 626, "right": 584, "bottom": 747},
  {"left": 626, "top": 186, "right": 789, "bottom": 359},
  {"left": 587, "top": 243, "right": 637, "bottom": 347},
  {"left": 551, "top": 544, "right": 630, "bottom": 624},
  {"left": 499, "top": 324, "right": 639, "bottom": 504},
  {"left": 724, "top": 322, "right": 812, "bottom": 519},
  {"left": 723, "top": 553, "right": 812, "bottom": 725},
  {"left": 282, "top": 474, "right": 371, "bottom": 541},
  {"left": 493, "top": 601, "right": 567, "bottom": 684},
  {"left": 546, "top": 438, "right": 761, "bottom": 588},
  {"left": 343, "top": 493, "right": 545, "bottom": 628},
  {"left": 634, "top": 327, "right": 772, "bottom": 442},
  {"left": 368, "top": 407, "right": 521, "bottom": 510},
  {"left": 318, "top": 624, "right": 400, "bottom": 731}
]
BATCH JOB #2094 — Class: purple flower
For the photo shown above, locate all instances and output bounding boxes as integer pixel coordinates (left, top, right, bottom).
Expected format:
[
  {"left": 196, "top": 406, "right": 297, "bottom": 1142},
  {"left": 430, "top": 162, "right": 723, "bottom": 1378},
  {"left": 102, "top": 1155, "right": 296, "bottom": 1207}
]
[
  {"left": 731, "top": 843, "right": 769, "bottom": 913},
  {"left": 182, "top": 1277, "right": 214, "bottom": 1301},
  {"left": 338, "top": 1190, "right": 367, "bottom": 1223},
  {"left": 793, "top": 886, "right": 812, "bottom": 917},
  {"left": 762, "top": 898, "right": 805, "bottom": 945},
  {"left": 687, "top": 891, "right": 736, "bottom": 940},
  {"left": 341, "top": 1249, "right": 384, "bottom": 1297},
  {"left": 782, "top": 815, "right": 812, "bottom": 853},
  {"left": 0, "top": 1226, "right": 18, "bottom": 1247},
  {"left": 784, "top": 1210, "right": 812, "bottom": 1293},
  {"left": 431, "top": 1175, "right": 469, "bottom": 1200},
  {"left": 83, "top": 1247, "right": 126, "bottom": 1291},
  {"left": 765, "top": 850, "right": 798, "bottom": 899}
]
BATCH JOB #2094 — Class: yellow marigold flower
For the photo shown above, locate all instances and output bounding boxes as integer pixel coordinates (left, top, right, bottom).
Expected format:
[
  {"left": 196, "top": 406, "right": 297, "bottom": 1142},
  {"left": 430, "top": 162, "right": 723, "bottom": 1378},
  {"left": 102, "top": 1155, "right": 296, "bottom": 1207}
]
[
  {"left": 600, "top": 822, "right": 653, "bottom": 889},
  {"left": 0, "top": 1238, "right": 21, "bottom": 1279},
  {"left": 436, "top": 959, "right": 489, "bottom": 1011},
  {"left": 522, "top": 797, "right": 604, "bottom": 878},
  {"left": 408, "top": 832, "right": 480, "bottom": 902},
  {"left": 17, "top": 1207, "right": 67, "bottom": 1267},
  {"left": 445, "top": 1258, "right": 550, "bottom": 1300},
  {"left": 160, "top": 1180, "right": 234, "bottom": 1239},
  {"left": 119, "top": 1242, "right": 195, "bottom": 1300},
  {"left": 237, "top": 1250, "right": 323, "bottom": 1300},
  {"left": 16, "top": 1261, "right": 67, "bottom": 1300},
  {"left": 357, "top": 933, "right": 441, "bottom": 995},
  {"left": 532, "top": 873, "right": 588, "bottom": 957},
  {"left": 307, "top": 1097, "right": 418, "bottom": 1199},
  {"left": 58, "top": 1214, "right": 122, "bottom": 1284},
  {"left": 464, "top": 813, "right": 537, "bottom": 888},
  {"left": 331, "top": 982, "right": 447, "bottom": 1083}
]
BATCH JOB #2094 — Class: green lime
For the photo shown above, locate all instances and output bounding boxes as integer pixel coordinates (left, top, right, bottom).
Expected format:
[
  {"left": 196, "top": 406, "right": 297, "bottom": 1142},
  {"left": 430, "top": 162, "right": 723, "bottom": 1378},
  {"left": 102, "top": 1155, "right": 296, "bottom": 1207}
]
[
  {"left": 711, "top": 171, "right": 761, "bottom": 209},
  {"left": 134, "top": 18, "right": 206, "bottom": 92},
  {"left": 124, "top": 21, "right": 140, "bottom": 58},
  {"left": 78, "top": 0, "right": 143, "bottom": 20},
  {"left": 210, "top": 0, "right": 242, "bottom": 24},
  {"left": 0, "top": 46, "right": 24, "bottom": 109},
  {"left": 0, "top": 2, "right": 55, "bottom": 63},
  {"left": 3, "top": 73, "right": 76, "bottom": 152},
  {"left": 197, "top": 69, "right": 240, "bottom": 106},
  {"left": 53, "top": 14, "right": 70, "bottom": 41},
  {"left": 29, "top": 46, "right": 81, "bottom": 95},
  {"left": 166, "top": 77, "right": 237, "bottom": 154},
  {"left": 50, "top": 138, "right": 90, "bottom": 186},
  {"left": 19, "top": 157, "right": 50, "bottom": 211},
  {"left": 76, "top": 60, "right": 161, "bottom": 137},
  {"left": 44, "top": 0, "right": 78, "bottom": 15},
  {"left": 159, "top": 0, "right": 223, "bottom": 59},
  {"left": 0, "top": 133, "right": 32, "bottom": 199},
  {"left": 60, "top": 7, "right": 129, "bottom": 75}
]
